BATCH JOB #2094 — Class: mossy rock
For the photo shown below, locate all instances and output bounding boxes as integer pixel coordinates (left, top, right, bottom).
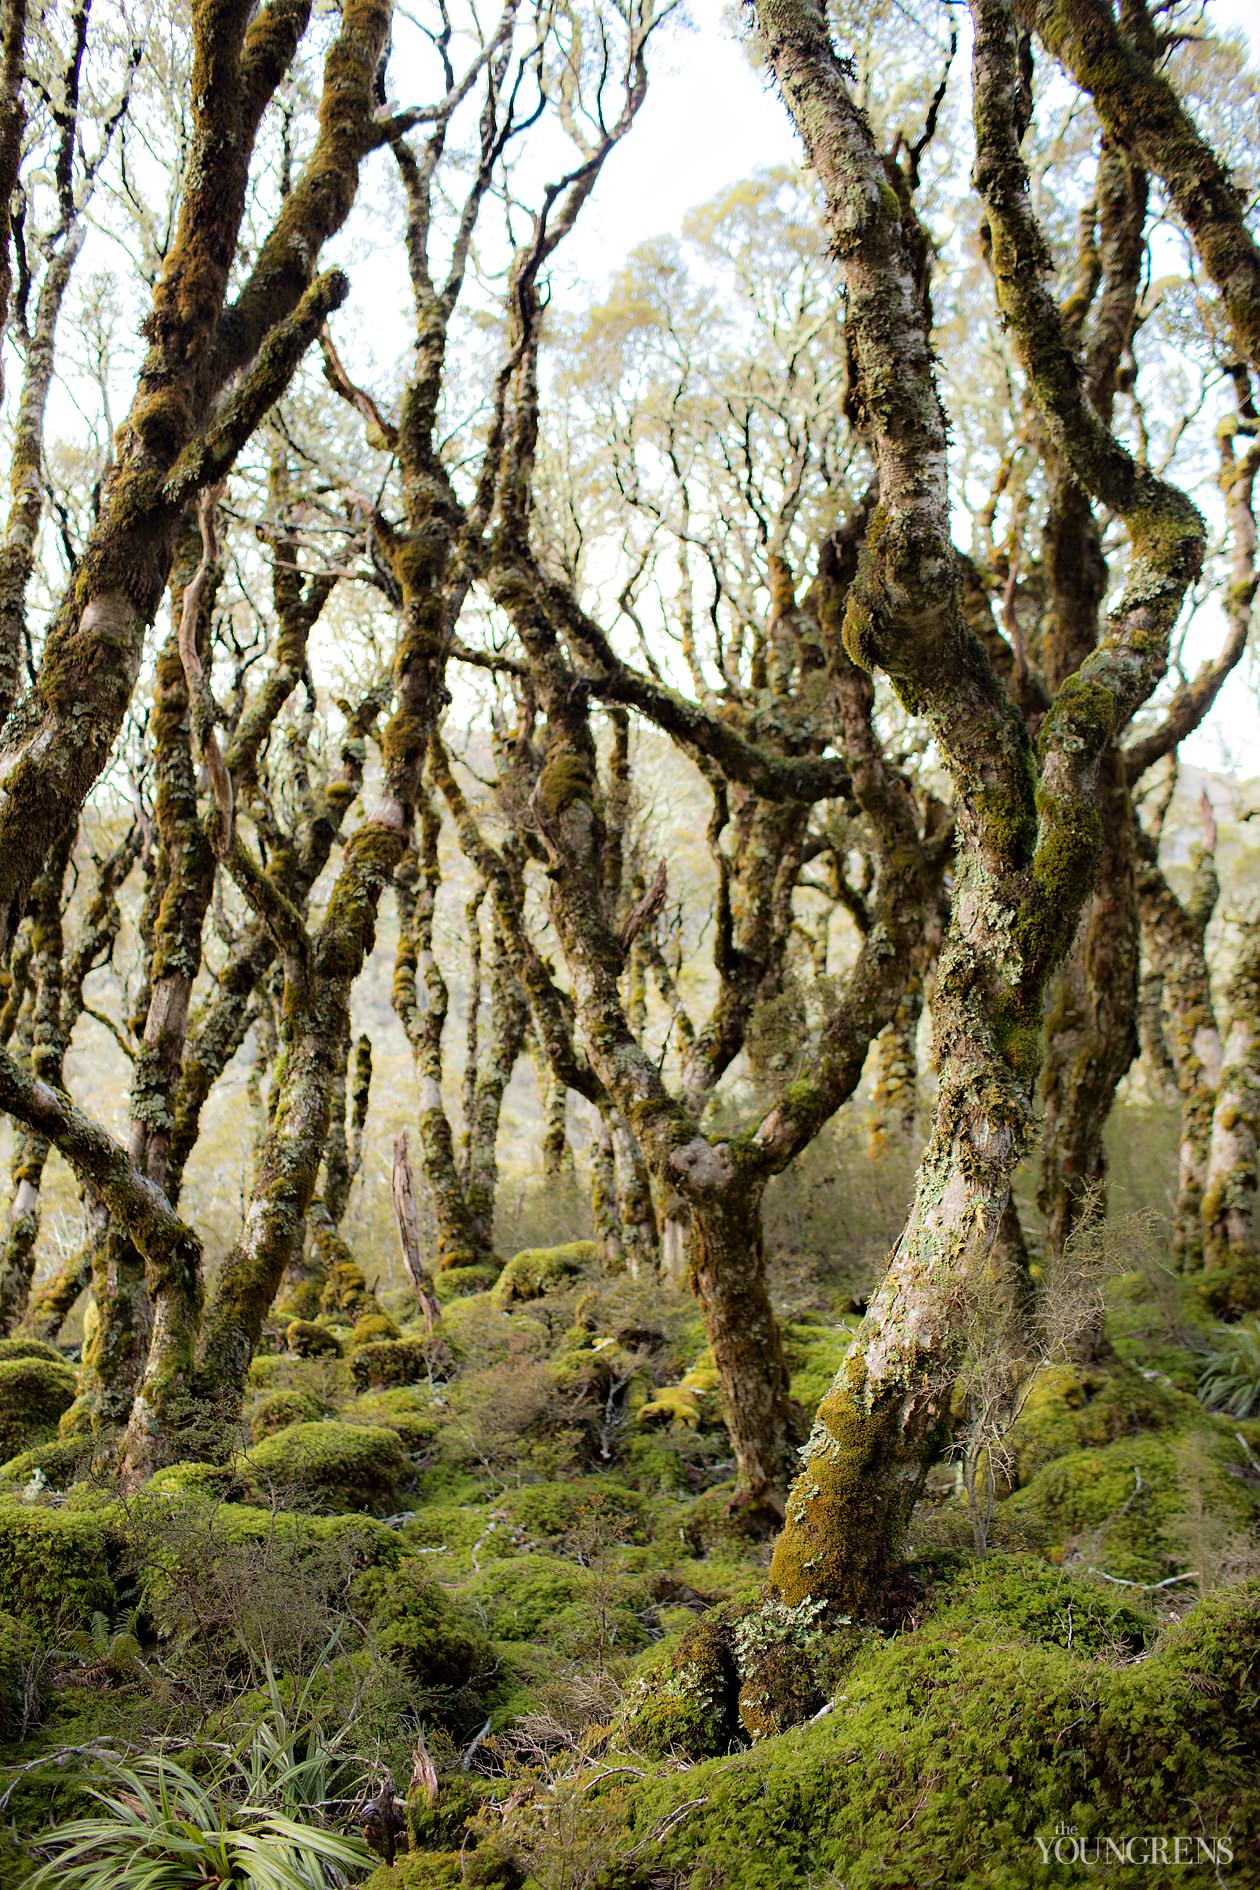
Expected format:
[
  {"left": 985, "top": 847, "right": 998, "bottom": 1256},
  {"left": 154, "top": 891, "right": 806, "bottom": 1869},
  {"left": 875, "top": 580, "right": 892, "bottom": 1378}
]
[
  {"left": 0, "top": 1355, "right": 78, "bottom": 1461},
  {"left": 573, "top": 1581, "right": 1260, "bottom": 1890},
  {"left": 245, "top": 1419, "right": 407, "bottom": 1515},
  {"left": 637, "top": 1351, "right": 722, "bottom": 1430},
  {"left": 351, "top": 1312, "right": 402, "bottom": 1347},
  {"left": 147, "top": 1460, "right": 265, "bottom": 1504},
  {"left": 464, "top": 1552, "right": 590, "bottom": 1643},
  {"left": 352, "top": 1388, "right": 441, "bottom": 1454},
  {"left": 1005, "top": 1361, "right": 1185, "bottom": 1489},
  {"left": 249, "top": 1388, "right": 327, "bottom": 1441},
  {"left": 362, "top": 1856, "right": 463, "bottom": 1890},
  {"left": 351, "top": 1337, "right": 444, "bottom": 1393},
  {"left": 133, "top": 1498, "right": 403, "bottom": 1666},
  {"left": 929, "top": 1554, "right": 1151, "bottom": 1657},
  {"left": 0, "top": 1337, "right": 66, "bottom": 1364},
  {"left": 285, "top": 1318, "right": 343, "bottom": 1359},
  {"left": 0, "top": 1500, "right": 115, "bottom": 1633},
  {"left": 465, "top": 1550, "right": 651, "bottom": 1657},
  {"left": 1005, "top": 1431, "right": 1257, "bottom": 1583},
  {"left": 356, "top": 1557, "right": 491, "bottom": 1691},
  {"left": 401, "top": 1501, "right": 507, "bottom": 1565},
  {"left": 497, "top": 1478, "right": 649, "bottom": 1550},
  {"left": 492, "top": 1240, "right": 600, "bottom": 1305},
  {"left": 617, "top": 1613, "right": 744, "bottom": 1762},
  {"left": 435, "top": 1265, "right": 499, "bottom": 1302},
  {"left": 0, "top": 1435, "right": 92, "bottom": 1490}
]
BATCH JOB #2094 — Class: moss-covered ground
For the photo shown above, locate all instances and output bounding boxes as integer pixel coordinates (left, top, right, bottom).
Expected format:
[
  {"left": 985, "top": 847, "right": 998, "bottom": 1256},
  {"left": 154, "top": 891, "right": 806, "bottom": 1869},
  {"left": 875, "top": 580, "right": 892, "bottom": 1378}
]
[{"left": 2, "top": 1229, "right": 1258, "bottom": 1888}]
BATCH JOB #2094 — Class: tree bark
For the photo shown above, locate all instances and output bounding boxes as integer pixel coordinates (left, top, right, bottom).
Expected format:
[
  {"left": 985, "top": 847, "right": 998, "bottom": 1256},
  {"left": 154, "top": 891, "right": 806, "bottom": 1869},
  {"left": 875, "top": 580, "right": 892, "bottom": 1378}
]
[
  {"left": 757, "top": 0, "right": 1203, "bottom": 1616},
  {"left": 1200, "top": 919, "right": 1260, "bottom": 1314}
]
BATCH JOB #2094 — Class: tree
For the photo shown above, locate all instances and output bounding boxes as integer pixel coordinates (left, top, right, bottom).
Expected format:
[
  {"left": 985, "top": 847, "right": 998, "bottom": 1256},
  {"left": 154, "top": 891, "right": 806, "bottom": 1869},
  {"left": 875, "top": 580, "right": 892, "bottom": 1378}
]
[{"left": 754, "top": 0, "right": 1215, "bottom": 1616}]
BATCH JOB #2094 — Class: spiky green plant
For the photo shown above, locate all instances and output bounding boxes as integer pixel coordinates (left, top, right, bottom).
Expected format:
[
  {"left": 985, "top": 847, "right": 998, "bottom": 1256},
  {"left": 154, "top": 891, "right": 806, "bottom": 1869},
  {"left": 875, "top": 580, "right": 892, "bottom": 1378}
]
[
  {"left": 1197, "top": 1317, "right": 1260, "bottom": 1419},
  {"left": 26, "top": 1750, "right": 372, "bottom": 1890}
]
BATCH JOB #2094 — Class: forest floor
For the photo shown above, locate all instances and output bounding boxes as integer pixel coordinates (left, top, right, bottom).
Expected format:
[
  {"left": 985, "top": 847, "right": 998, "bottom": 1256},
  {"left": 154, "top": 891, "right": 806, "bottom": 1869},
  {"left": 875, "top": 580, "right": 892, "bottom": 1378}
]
[{"left": 2, "top": 1214, "right": 1259, "bottom": 1890}]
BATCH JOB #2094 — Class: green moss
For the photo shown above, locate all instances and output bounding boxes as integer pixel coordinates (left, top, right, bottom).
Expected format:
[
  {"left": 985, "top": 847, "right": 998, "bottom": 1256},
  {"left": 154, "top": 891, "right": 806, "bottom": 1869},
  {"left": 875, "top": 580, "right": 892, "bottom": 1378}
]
[
  {"left": 492, "top": 1241, "right": 600, "bottom": 1305},
  {"left": 245, "top": 1419, "right": 408, "bottom": 1515},
  {"left": 616, "top": 1613, "right": 743, "bottom": 1761},
  {"left": 535, "top": 752, "right": 596, "bottom": 819},
  {"left": 0, "top": 1610, "right": 41, "bottom": 1741},
  {"left": 356, "top": 1557, "right": 491, "bottom": 1692},
  {"left": 0, "top": 1435, "right": 92, "bottom": 1490},
  {"left": 352, "top": 1388, "right": 441, "bottom": 1454},
  {"left": 0, "top": 1338, "right": 65, "bottom": 1364},
  {"left": 557, "top": 1581, "right": 1260, "bottom": 1890},
  {"left": 0, "top": 1500, "right": 115, "bottom": 1633},
  {"left": 930, "top": 1555, "right": 1151, "bottom": 1657},
  {"left": 0, "top": 1355, "right": 78, "bottom": 1460},
  {"left": 783, "top": 1320, "right": 858, "bottom": 1416},
  {"left": 351, "top": 1312, "right": 402, "bottom": 1347},
  {"left": 1007, "top": 1432, "right": 1256, "bottom": 1582},
  {"left": 285, "top": 1318, "right": 343, "bottom": 1359},
  {"left": 1005, "top": 1361, "right": 1185, "bottom": 1488},
  {"left": 769, "top": 1369, "right": 947, "bottom": 1617},
  {"left": 496, "top": 1478, "right": 649, "bottom": 1550},
  {"left": 434, "top": 1265, "right": 499, "bottom": 1301},
  {"left": 362, "top": 1856, "right": 463, "bottom": 1890},
  {"left": 147, "top": 1460, "right": 265, "bottom": 1504},
  {"left": 249, "top": 1387, "right": 327, "bottom": 1440},
  {"left": 351, "top": 1337, "right": 442, "bottom": 1392}
]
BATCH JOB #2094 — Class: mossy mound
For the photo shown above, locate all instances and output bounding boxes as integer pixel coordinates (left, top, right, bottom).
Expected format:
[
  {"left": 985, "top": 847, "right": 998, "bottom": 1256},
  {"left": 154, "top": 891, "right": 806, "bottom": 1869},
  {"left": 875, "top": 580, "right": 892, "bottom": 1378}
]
[
  {"left": 492, "top": 1240, "right": 600, "bottom": 1305},
  {"left": 245, "top": 1419, "right": 407, "bottom": 1515},
  {"left": 929, "top": 1555, "right": 1152, "bottom": 1657},
  {"left": 496, "top": 1477, "right": 650, "bottom": 1551},
  {"left": 351, "top": 1336, "right": 445, "bottom": 1392},
  {"left": 435, "top": 1264, "right": 500, "bottom": 1301},
  {"left": 351, "top": 1388, "right": 441, "bottom": 1454},
  {"left": 285, "top": 1318, "right": 343, "bottom": 1359},
  {"left": 351, "top": 1312, "right": 402, "bottom": 1347},
  {"left": 0, "top": 1435, "right": 92, "bottom": 1490},
  {"left": 249, "top": 1387, "right": 327, "bottom": 1440},
  {"left": 1005, "top": 1361, "right": 1186, "bottom": 1489},
  {"left": 637, "top": 1351, "right": 721, "bottom": 1429},
  {"left": 464, "top": 1550, "right": 652, "bottom": 1658},
  {"left": 147, "top": 1460, "right": 265, "bottom": 1504},
  {"left": 1006, "top": 1430, "right": 1257, "bottom": 1582},
  {"left": 363, "top": 1851, "right": 523, "bottom": 1890},
  {"left": 0, "top": 1337, "right": 66, "bottom": 1364},
  {"left": 564, "top": 1581, "right": 1260, "bottom": 1890},
  {"left": 0, "top": 1355, "right": 78, "bottom": 1461},
  {"left": 0, "top": 1500, "right": 115, "bottom": 1633},
  {"left": 356, "top": 1556, "right": 492, "bottom": 1694},
  {"left": 616, "top": 1612, "right": 744, "bottom": 1762}
]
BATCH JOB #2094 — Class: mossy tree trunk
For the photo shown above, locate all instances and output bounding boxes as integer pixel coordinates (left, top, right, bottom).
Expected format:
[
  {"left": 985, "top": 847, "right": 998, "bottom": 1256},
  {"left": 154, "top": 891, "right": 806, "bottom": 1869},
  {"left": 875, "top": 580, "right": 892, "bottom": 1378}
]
[
  {"left": 757, "top": 0, "right": 1203, "bottom": 1616},
  {"left": 1136, "top": 833, "right": 1221, "bottom": 1272},
  {"left": 0, "top": 0, "right": 380, "bottom": 954},
  {"left": 461, "top": 913, "right": 528, "bottom": 1259},
  {"left": 1021, "top": 0, "right": 1260, "bottom": 370},
  {"left": 486, "top": 333, "right": 933, "bottom": 1519},
  {"left": 0, "top": 836, "right": 70, "bottom": 1335},
  {"left": 393, "top": 792, "right": 488, "bottom": 1272},
  {"left": 1200, "top": 919, "right": 1260, "bottom": 1314}
]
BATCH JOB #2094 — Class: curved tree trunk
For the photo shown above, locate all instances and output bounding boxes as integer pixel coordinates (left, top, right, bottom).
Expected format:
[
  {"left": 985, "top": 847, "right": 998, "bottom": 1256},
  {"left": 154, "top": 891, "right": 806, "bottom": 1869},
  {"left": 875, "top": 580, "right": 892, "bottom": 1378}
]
[{"left": 758, "top": 0, "right": 1204, "bottom": 1618}]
